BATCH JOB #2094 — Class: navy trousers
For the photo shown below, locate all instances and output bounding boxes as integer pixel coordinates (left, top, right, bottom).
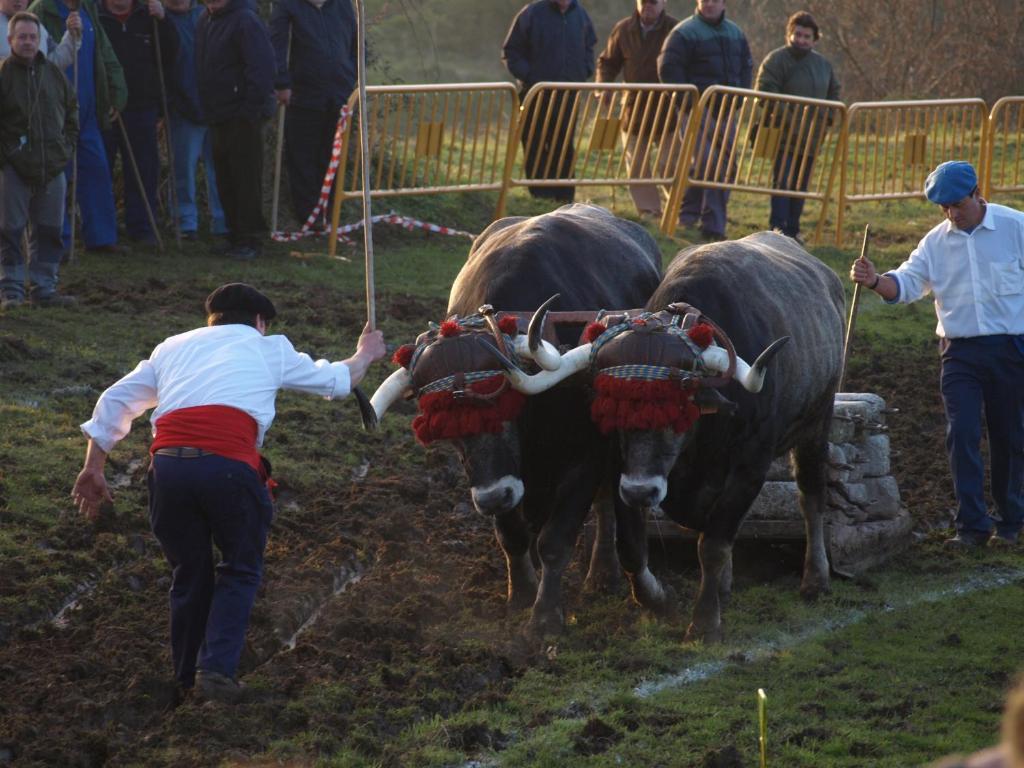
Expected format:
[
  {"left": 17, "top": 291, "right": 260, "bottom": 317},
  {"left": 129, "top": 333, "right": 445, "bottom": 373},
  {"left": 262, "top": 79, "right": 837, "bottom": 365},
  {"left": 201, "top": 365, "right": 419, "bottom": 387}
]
[
  {"left": 769, "top": 151, "right": 814, "bottom": 238},
  {"left": 104, "top": 108, "right": 161, "bottom": 241},
  {"left": 148, "top": 453, "right": 273, "bottom": 687},
  {"left": 940, "top": 335, "right": 1024, "bottom": 538}
]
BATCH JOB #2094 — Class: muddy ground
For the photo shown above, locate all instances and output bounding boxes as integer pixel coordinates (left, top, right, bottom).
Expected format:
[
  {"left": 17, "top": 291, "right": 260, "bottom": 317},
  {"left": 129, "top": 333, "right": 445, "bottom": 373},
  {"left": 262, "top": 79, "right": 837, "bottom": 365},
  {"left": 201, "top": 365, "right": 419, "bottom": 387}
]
[{"left": 0, "top": 284, "right": 955, "bottom": 766}]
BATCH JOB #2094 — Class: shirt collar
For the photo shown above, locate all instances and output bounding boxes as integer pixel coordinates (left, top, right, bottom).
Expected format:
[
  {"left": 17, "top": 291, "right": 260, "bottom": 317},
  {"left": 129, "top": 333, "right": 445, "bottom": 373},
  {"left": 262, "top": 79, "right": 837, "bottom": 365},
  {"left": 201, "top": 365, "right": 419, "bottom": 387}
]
[{"left": 944, "top": 202, "right": 995, "bottom": 236}]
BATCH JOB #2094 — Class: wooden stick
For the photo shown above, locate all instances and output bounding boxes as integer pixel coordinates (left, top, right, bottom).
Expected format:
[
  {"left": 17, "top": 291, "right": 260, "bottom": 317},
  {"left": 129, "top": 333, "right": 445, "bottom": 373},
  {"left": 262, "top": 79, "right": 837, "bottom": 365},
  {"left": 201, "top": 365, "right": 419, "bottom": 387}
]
[
  {"left": 270, "top": 30, "right": 291, "bottom": 234},
  {"left": 354, "top": 0, "right": 375, "bottom": 331},
  {"left": 839, "top": 223, "right": 871, "bottom": 392},
  {"left": 68, "top": 0, "right": 80, "bottom": 263},
  {"left": 152, "top": 15, "right": 180, "bottom": 249},
  {"left": 115, "top": 112, "right": 164, "bottom": 253}
]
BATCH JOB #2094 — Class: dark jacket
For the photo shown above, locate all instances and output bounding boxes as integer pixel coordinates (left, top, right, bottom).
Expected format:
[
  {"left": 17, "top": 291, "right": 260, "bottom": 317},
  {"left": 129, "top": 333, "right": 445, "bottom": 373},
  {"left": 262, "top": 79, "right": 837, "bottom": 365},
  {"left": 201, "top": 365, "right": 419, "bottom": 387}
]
[
  {"left": 0, "top": 51, "right": 79, "bottom": 187},
  {"left": 754, "top": 46, "right": 841, "bottom": 155},
  {"left": 502, "top": 0, "right": 596, "bottom": 95},
  {"left": 29, "top": 0, "right": 127, "bottom": 129},
  {"left": 269, "top": 0, "right": 356, "bottom": 111},
  {"left": 657, "top": 10, "right": 752, "bottom": 93},
  {"left": 195, "top": 0, "right": 274, "bottom": 123},
  {"left": 596, "top": 9, "right": 679, "bottom": 136},
  {"left": 98, "top": 1, "right": 178, "bottom": 113},
  {"left": 166, "top": 4, "right": 204, "bottom": 123}
]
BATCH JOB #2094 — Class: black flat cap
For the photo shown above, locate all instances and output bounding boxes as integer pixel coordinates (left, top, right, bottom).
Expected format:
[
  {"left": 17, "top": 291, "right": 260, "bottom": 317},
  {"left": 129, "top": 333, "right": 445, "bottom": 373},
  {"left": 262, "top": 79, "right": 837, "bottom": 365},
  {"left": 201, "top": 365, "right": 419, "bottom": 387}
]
[{"left": 205, "top": 283, "right": 277, "bottom": 320}]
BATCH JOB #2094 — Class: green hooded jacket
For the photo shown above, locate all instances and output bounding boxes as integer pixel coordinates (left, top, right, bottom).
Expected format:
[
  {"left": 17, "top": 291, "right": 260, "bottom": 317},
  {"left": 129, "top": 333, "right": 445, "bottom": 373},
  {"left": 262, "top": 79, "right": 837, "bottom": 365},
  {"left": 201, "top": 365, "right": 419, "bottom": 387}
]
[
  {"left": 0, "top": 51, "right": 79, "bottom": 187},
  {"left": 28, "top": 0, "right": 127, "bottom": 130}
]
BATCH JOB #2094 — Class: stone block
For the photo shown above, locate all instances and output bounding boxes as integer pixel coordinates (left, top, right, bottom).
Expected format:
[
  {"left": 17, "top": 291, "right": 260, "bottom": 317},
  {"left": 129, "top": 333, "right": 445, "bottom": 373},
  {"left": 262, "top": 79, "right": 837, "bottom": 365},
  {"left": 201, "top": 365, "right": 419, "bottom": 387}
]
[
  {"left": 748, "top": 481, "right": 801, "bottom": 521},
  {"left": 828, "top": 509, "right": 913, "bottom": 575}
]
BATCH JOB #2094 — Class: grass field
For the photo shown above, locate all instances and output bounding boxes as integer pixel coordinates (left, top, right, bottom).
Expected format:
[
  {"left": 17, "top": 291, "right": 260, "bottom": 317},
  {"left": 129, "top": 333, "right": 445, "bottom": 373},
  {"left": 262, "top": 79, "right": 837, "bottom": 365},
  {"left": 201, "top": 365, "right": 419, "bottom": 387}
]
[{"left": 2, "top": 183, "right": 1024, "bottom": 767}]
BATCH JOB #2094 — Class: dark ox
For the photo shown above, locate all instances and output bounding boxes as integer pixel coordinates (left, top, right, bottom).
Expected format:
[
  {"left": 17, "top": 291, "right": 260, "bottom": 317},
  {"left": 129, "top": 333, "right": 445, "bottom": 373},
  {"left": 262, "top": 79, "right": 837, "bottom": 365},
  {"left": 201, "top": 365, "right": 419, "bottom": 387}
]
[
  {"left": 606, "top": 231, "right": 846, "bottom": 641},
  {"left": 371, "top": 204, "right": 662, "bottom": 635}
]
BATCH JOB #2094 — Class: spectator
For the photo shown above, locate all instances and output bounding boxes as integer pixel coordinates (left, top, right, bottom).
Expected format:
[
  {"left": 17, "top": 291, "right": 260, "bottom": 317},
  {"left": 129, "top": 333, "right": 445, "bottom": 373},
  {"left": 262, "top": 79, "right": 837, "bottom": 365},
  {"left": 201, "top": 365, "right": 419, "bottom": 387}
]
[
  {"left": 72, "top": 283, "right": 387, "bottom": 701},
  {"left": 163, "top": 0, "right": 226, "bottom": 240},
  {"left": 196, "top": 0, "right": 274, "bottom": 260},
  {"left": 0, "top": 11, "right": 79, "bottom": 310},
  {"left": 502, "top": 0, "right": 597, "bottom": 203},
  {"left": 0, "top": 0, "right": 78, "bottom": 65},
  {"left": 98, "top": 0, "right": 177, "bottom": 246},
  {"left": 270, "top": 0, "right": 356, "bottom": 226},
  {"left": 596, "top": 0, "right": 679, "bottom": 218},
  {"left": 658, "top": 0, "right": 751, "bottom": 239},
  {"left": 928, "top": 677, "right": 1024, "bottom": 767},
  {"left": 754, "top": 10, "right": 840, "bottom": 243},
  {"left": 850, "top": 161, "right": 1024, "bottom": 549},
  {"left": 29, "top": 0, "right": 127, "bottom": 255}
]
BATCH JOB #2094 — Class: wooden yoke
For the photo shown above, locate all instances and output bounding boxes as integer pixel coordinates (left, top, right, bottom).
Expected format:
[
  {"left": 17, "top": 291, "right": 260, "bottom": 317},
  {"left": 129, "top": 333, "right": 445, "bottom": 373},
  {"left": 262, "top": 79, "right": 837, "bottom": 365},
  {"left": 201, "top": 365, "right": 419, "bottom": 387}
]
[{"left": 494, "top": 309, "right": 648, "bottom": 348}]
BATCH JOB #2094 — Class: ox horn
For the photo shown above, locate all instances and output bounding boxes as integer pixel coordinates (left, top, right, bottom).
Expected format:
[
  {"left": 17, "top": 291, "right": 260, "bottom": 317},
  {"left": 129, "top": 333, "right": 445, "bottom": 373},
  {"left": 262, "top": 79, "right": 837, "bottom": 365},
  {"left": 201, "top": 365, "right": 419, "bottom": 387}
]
[
  {"left": 367, "top": 367, "right": 413, "bottom": 429},
  {"left": 701, "top": 336, "right": 791, "bottom": 393},
  {"left": 521, "top": 294, "right": 562, "bottom": 371},
  {"left": 479, "top": 337, "right": 592, "bottom": 396}
]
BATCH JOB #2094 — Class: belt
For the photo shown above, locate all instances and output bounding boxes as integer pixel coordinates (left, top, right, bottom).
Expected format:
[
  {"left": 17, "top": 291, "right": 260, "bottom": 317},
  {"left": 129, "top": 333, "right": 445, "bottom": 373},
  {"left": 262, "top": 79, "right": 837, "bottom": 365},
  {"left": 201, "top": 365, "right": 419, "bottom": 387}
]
[{"left": 154, "top": 447, "right": 209, "bottom": 458}]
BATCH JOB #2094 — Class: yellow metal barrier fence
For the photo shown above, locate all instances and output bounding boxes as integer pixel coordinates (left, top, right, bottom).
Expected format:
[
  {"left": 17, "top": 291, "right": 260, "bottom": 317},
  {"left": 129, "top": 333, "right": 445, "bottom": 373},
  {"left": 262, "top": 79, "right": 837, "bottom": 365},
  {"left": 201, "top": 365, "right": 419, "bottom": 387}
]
[
  {"left": 500, "top": 82, "right": 699, "bottom": 235},
  {"left": 984, "top": 96, "right": 1024, "bottom": 199},
  {"left": 835, "top": 98, "right": 988, "bottom": 244},
  {"left": 328, "top": 83, "right": 520, "bottom": 255},
  {"left": 663, "top": 85, "right": 846, "bottom": 245}
]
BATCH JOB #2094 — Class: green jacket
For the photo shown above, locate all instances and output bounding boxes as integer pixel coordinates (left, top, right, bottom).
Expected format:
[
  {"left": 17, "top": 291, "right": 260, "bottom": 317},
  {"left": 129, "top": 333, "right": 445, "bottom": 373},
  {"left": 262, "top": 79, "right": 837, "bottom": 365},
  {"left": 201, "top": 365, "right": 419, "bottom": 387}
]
[
  {"left": 0, "top": 51, "right": 79, "bottom": 187},
  {"left": 754, "top": 46, "right": 841, "bottom": 156},
  {"left": 28, "top": 0, "right": 127, "bottom": 130}
]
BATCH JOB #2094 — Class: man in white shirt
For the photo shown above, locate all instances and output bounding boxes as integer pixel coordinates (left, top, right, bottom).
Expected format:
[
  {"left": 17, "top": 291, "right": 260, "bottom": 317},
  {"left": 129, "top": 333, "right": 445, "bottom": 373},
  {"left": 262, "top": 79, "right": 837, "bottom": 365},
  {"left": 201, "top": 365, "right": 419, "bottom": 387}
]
[
  {"left": 851, "top": 161, "right": 1024, "bottom": 549},
  {"left": 71, "top": 282, "right": 386, "bottom": 700}
]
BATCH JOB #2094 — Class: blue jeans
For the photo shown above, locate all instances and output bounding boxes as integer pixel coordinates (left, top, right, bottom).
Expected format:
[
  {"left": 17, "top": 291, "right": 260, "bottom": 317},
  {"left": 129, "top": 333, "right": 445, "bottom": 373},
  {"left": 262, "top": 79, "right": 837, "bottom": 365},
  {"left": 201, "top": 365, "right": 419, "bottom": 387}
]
[
  {"left": 678, "top": 111, "right": 735, "bottom": 238},
  {"left": 940, "top": 336, "right": 1024, "bottom": 538},
  {"left": 0, "top": 167, "right": 65, "bottom": 299},
  {"left": 769, "top": 151, "right": 814, "bottom": 237},
  {"left": 169, "top": 115, "right": 227, "bottom": 235},
  {"left": 148, "top": 453, "right": 273, "bottom": 686}
]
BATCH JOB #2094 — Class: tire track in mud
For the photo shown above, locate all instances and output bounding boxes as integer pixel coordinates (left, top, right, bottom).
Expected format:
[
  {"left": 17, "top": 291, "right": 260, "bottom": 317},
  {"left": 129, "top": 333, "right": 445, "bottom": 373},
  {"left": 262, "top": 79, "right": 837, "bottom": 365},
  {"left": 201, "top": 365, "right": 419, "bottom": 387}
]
[{"left": 633, "top": 565, "right": 1024, "bottom": 698}]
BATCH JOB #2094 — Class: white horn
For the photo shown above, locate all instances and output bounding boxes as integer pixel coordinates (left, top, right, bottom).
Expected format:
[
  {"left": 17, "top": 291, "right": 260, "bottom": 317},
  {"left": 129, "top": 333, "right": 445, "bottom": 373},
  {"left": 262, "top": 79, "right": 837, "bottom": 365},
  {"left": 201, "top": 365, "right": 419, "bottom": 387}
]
[
  {"left": 369, "top": 367, "right": 413, "bottom": 422},
  {"left": 513, "top": 333, "right": 562, "bottom": 372},
  {"left": 700, "top": 337, "right": 790, "bottom": 393},
  {"left": 505, "top": 343, "right": 591, "bottom": 395}
]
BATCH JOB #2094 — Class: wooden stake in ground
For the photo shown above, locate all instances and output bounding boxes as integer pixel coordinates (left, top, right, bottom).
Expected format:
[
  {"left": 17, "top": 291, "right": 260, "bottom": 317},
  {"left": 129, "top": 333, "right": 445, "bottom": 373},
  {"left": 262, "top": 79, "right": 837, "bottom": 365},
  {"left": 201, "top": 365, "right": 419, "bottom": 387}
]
[
  {"left": 839, "top": 223, "right": 871, "bottom": 392},
  {"left": 152, "top": 15, "right": 180, "bottom": 249}
]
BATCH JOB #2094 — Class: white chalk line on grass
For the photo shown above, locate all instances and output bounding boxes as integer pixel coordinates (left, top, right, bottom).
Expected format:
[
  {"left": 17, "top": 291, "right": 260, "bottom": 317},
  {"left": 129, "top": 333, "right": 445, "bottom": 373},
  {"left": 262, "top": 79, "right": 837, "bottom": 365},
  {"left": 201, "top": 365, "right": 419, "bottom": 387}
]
[{"left": 633, "top": 565, "right": 1024, "bottom": 698}]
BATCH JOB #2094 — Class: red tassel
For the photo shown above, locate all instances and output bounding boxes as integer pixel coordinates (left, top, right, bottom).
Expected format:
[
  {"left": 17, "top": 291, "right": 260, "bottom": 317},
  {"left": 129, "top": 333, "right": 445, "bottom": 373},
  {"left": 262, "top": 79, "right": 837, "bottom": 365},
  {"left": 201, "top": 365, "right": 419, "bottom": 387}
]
[
  {"left": 590, "top": 374, "right": 702, "bottom": 435},
  {"left": 392, "top": 344, "right": 415, "bottom": 369},
  {"left": 498, "top": 316, "right": 520, "bottom": 335},
  {"left": 411, "top": 374, "right": 526, "bottom": 445},
  {"left": 687, "top": 322, "right": 714, "bottom": 348},
  {"left": 439, "top": 320, "right": 461, "bottom": 337},
  {"left": 583, "top": 322, "right": 606, "bottom": 344}
]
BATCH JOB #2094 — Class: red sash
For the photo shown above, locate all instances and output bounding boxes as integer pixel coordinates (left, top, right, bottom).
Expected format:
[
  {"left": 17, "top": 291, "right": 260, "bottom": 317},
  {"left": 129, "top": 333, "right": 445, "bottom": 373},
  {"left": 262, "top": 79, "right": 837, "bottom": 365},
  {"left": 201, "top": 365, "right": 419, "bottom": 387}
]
[{"left": 151, "top": 405, "right": 261, "bottom": 472}]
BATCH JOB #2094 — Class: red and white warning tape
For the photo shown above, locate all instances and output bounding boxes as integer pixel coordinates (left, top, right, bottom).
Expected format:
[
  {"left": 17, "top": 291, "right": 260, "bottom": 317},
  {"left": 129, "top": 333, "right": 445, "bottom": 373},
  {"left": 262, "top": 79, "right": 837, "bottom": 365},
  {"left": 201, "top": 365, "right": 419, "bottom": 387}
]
[{"left": 270, "top": 105, "right": 477, "bottom": 245}]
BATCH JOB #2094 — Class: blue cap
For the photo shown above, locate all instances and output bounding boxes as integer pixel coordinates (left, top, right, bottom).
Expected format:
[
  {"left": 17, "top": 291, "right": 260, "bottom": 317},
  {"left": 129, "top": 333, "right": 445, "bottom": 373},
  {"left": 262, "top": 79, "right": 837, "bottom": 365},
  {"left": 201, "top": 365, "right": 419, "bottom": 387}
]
[{"left": 924, "top": 161, "right": 978, "bottom": 205}]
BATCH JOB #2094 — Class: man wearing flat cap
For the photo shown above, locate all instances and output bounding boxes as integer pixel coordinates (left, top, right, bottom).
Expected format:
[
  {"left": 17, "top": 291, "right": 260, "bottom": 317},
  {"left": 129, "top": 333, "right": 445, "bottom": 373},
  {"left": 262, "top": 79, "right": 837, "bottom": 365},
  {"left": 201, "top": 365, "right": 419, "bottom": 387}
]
[
  {"left": 851, "top": 160, "right": 1024, "bottom": 549},
  {"left": 71, "top": 284, "right": 386, "bottom": 700}
]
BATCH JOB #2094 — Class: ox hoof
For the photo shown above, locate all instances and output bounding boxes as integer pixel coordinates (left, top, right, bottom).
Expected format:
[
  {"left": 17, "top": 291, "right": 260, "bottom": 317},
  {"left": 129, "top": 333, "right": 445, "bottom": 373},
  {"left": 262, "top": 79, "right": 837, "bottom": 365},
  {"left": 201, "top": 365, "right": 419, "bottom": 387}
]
[
  {"left": 507, "top": 587, "right": 538, "bottom": 612},
  {"left": 799, "top": 579, "right": 831, "bottom": 603},
  {"left": 525, "top": 607, "right": 564, "bottom": 639},
  {"left": 635, "top": 583, "right": 678, "bottom": 619},
  {"left": 683, "top": 621, "right": 723, "bottom": 644}
]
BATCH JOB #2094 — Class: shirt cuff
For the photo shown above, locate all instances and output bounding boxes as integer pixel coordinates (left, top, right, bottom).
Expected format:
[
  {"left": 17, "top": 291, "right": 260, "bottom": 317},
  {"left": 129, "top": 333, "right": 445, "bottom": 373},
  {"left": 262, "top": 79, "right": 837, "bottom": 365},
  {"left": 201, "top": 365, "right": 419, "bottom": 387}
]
[
  {"left": 80, "top": 421, "right": 115, "bottom": 454},
  {"left": 882, "top": 271, "right": 901, "bottom": 304}
]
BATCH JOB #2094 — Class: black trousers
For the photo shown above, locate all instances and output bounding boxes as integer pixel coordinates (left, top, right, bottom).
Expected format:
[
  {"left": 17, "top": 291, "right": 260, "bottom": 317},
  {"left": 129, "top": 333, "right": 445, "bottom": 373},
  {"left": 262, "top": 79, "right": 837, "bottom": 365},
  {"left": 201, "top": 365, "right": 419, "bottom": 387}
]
[
  {"left": 210, "top": 118, "right": 267, "bottom": 248},
  {"left": 284, "top": 104, "right": 340, "bottom": 225},
  {"left": 520, "top": 90, "right": 577, "bottom": 202}
]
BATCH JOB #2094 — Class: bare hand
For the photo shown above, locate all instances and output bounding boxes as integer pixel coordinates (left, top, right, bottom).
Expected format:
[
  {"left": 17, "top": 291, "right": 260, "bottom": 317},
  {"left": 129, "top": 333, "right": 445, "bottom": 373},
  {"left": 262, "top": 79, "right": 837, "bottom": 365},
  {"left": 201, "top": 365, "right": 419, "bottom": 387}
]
[
  {"left": 275, "top": 88, "right": 291, "bottom": 106},
  {"left": 147, "top": 0, "right": 165, "bottom": 18},
  {"left": 71, "top": 467, "right": 113, "bottom": 521},
  {"left": 67, "top": 11, "right": 82, "bottom": 34},
  {"left": 849, "top": 255, "right": 877, "bottom": 287},
  {"left": 356, "top": 323, "right": 387, "bottom": 364}
]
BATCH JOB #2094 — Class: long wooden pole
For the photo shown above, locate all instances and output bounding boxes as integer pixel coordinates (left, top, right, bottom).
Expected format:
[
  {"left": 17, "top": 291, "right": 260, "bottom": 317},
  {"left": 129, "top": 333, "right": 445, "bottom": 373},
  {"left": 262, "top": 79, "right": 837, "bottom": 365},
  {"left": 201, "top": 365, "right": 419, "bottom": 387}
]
[
  {"left": 115, "top": 113, "right": 165, "bottom": 253},
  {"left": 839, "top": 223, "right": 871, "bottom": 392},
  {"left": 354, "top": 0, "right": 375, "bottom": 330},
  {"left": 152, "top": 16, "right": 181, "bottom": 249},
  {"left": 270, "top": 30, "right": 292, "bottom": 234},
  {"left": 68, "top": 0, "right": 80, "bottom": 263}
]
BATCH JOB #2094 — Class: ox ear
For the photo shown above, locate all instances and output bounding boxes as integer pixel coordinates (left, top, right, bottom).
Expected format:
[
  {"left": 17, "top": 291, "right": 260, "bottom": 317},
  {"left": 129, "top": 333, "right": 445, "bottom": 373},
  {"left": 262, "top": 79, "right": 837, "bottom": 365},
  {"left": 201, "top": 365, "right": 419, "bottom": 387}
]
[
  {"left": 701, "top": 336, "right": 791, "bottom": 393},
  {"left": 367, "top": 367, "right": 414, "bottom": 430},
  {"left": 694, "top": 387, "right": 737, "bottom": 415}
]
